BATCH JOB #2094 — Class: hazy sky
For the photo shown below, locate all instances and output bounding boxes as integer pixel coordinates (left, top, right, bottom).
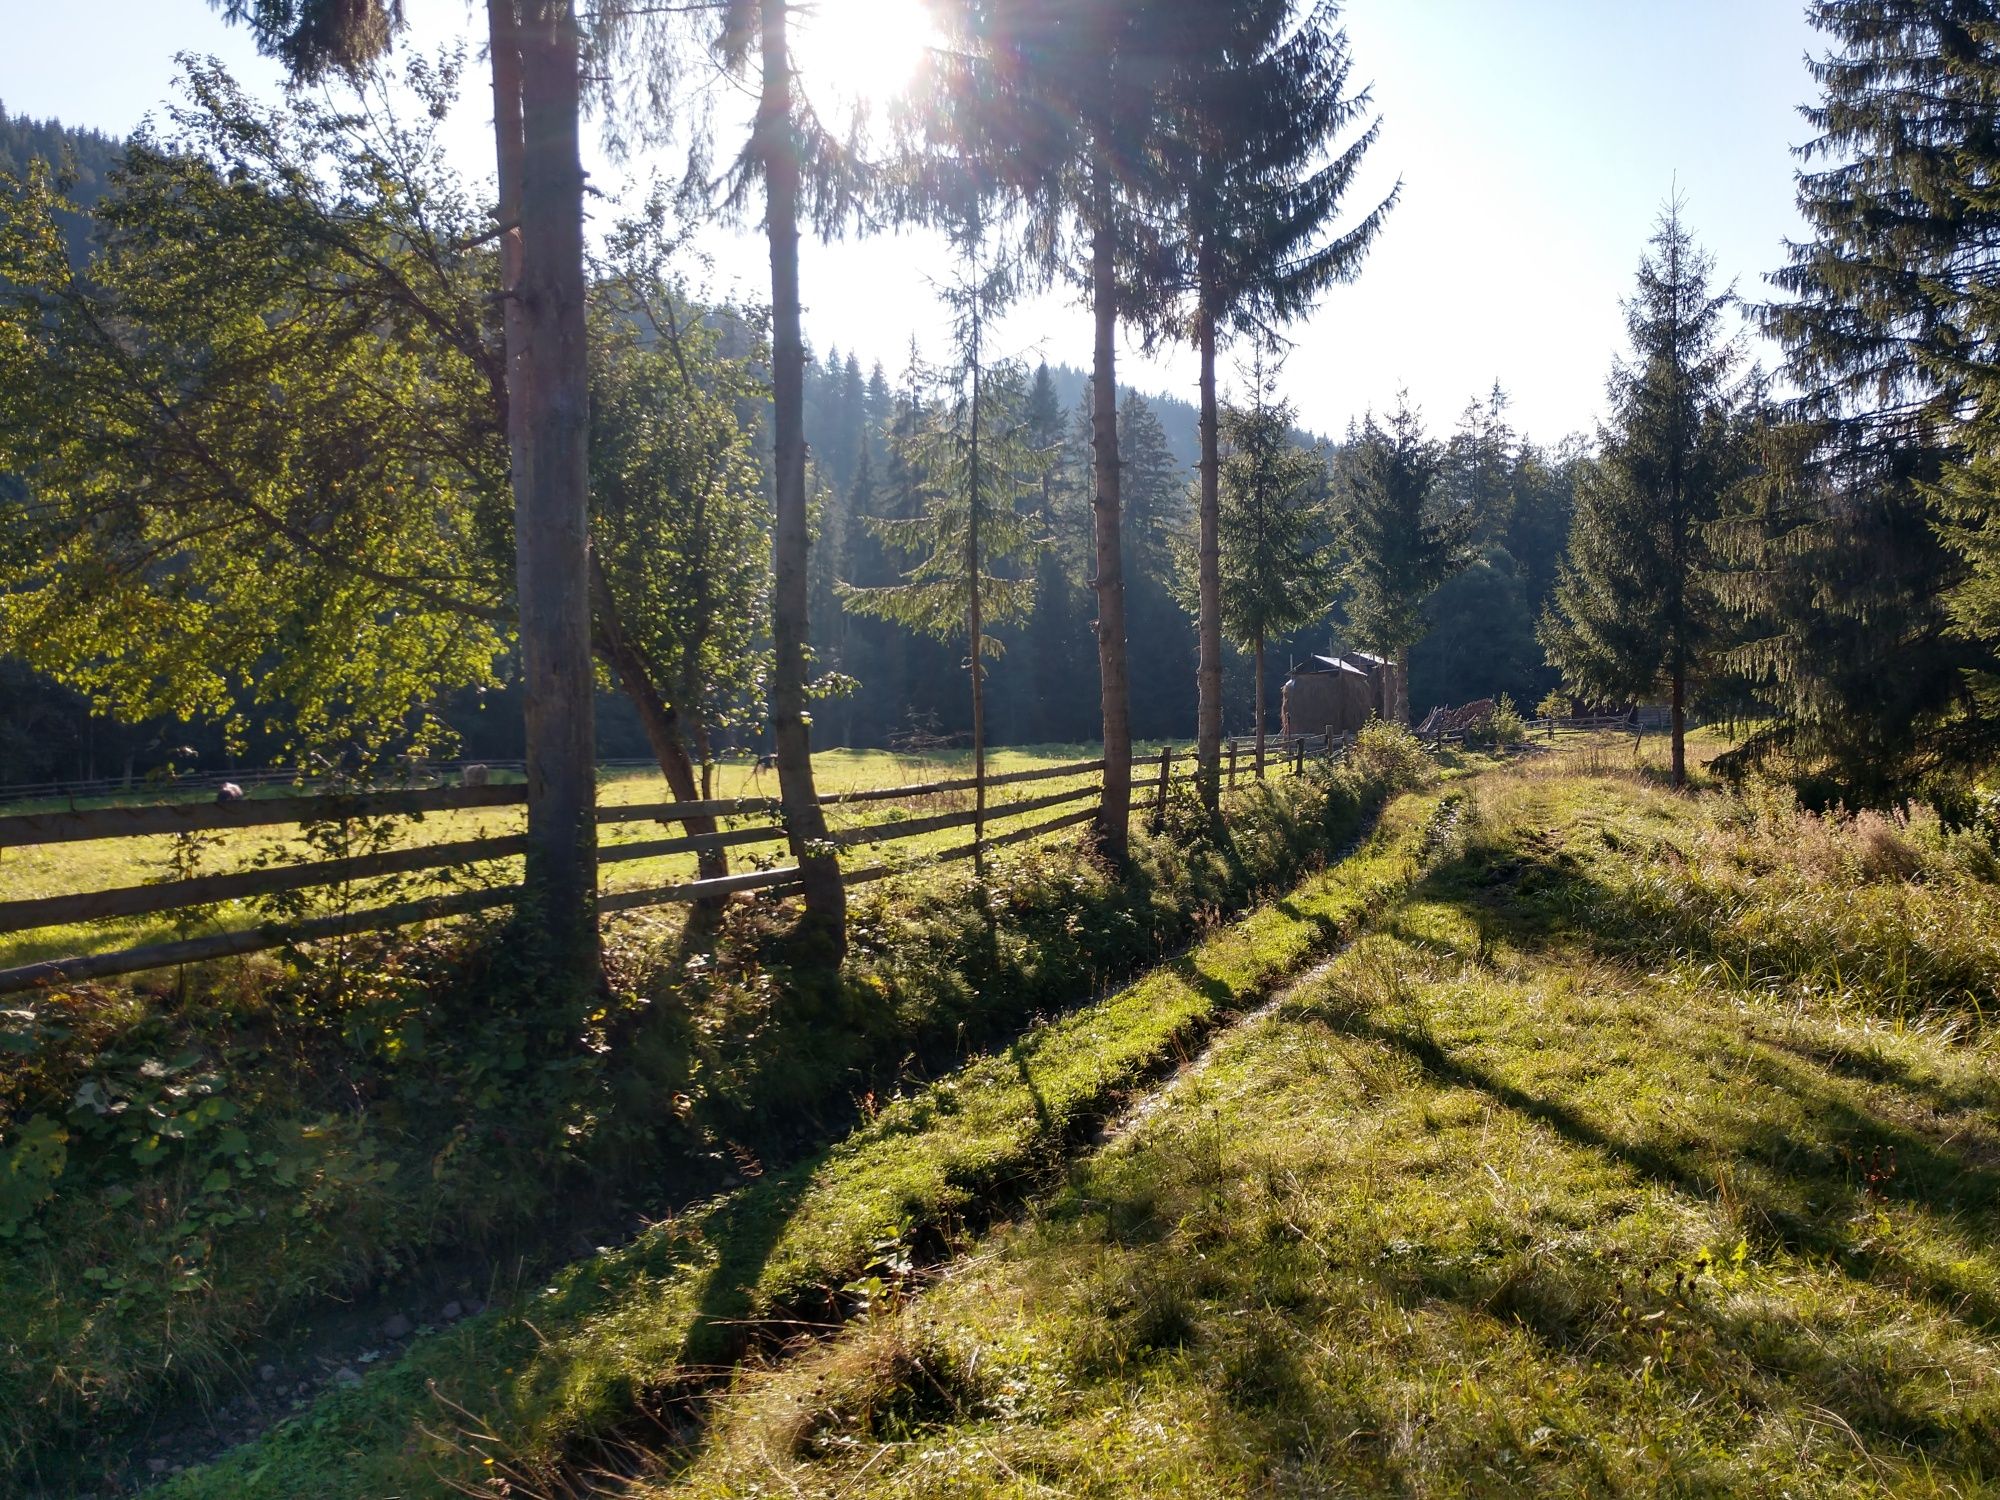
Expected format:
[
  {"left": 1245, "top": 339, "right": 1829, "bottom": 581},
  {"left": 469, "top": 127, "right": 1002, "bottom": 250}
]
[{"left": 2, "top": 0, "right": 1825, "bottom": 444}]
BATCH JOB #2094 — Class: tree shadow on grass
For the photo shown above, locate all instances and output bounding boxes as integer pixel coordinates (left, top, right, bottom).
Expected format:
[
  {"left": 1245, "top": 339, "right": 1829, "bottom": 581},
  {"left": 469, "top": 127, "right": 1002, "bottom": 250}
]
[
  {"left": 538, "top": 937, "right": 1268, "bottom": 1491},
  {"left": 1290, "top": 994, "right": 2000, "bottom": 1340}
]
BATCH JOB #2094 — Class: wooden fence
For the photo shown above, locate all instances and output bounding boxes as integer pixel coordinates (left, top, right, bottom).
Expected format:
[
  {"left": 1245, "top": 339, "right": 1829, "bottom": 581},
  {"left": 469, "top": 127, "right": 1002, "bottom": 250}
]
[
  {"left": 0, "top": 718, "right": 1636, "bottom": 996},
  {"left": 0, "top": 755, "right": 1120, "bottom": 996}
]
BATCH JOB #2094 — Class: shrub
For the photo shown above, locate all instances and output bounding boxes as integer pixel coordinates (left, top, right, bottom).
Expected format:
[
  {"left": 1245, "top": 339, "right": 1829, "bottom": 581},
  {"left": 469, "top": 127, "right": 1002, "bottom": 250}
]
[
  {"left": 1343, "top": 719, "right": 1435, "bottom": 793},
  {"left": 1474, "top": 694, "right": 1528, "bottom": 749}
]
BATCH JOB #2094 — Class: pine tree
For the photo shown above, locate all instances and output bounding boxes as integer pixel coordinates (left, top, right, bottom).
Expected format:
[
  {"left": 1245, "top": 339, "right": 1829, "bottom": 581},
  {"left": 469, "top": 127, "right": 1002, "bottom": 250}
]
[
  {"left": 1340, "top": 396, "right": 1462, "bottom": 725},
  {"left": 1119, "top": 392, "right": 1199, "bottom": 739},
  {"left": 1541, "top": 200, "right": 1743, "bottom": 787},
  {"left": 919, "top": 0, "right": 1192, "bottom": 863},
  {"left": 841, "top": 254, "right": 1042, "bottom": 875},
  {"left": 1446, "top": 383, "right": 1517, "bottom": 548},
  {"left": 1212, "top": 359, "right": 1337, "bottom": 773},
  {"left": 1742, "top": 0, "right": 2000, "bottom": 785},
  {"left": 1161, "top": 0, "right": 1397, "bottom": 810}
]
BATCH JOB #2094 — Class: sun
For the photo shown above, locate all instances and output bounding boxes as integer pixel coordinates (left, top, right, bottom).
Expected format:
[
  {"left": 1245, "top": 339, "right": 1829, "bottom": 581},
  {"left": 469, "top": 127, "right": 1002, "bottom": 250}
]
[{"left": 791, "top": 0, "right": 940, "bottom": 115}]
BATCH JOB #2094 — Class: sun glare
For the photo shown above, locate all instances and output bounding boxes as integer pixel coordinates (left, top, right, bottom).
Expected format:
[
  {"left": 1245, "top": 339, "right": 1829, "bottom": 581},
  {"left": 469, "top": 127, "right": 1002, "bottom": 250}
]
[{"left": 792, "top": 0, "right": 939, "bottom": 114}]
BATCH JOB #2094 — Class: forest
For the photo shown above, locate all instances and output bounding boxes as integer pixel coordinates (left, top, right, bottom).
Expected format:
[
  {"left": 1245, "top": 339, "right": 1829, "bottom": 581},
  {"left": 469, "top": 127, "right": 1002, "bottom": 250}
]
[
  {"left": 3, "top": 1, "right": 2000, "bottom": 1496},
  {"left": 0, "top": 102, "right": 1578, "bottom": 785}
]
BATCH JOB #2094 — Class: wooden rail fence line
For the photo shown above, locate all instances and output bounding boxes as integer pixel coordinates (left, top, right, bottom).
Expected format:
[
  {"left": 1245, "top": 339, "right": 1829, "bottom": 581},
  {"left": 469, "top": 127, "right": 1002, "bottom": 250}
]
[
  {"left": 0, "top": 722, "right": 1626, "bottom": 995},
  {"left": 0, "top": 759, "right": 1112, "bottom": 995}
]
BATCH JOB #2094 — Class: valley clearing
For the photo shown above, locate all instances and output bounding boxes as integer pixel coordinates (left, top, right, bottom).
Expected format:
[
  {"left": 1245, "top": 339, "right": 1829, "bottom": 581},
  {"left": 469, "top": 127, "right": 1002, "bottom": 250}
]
[{"left": 632, "top": 743, "right": 2000, "bottom": 1498}]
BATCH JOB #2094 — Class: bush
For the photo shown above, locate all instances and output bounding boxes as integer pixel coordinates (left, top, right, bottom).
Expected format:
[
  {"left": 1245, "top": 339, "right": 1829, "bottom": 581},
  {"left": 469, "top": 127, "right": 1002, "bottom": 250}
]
[
  {"left": 1343, "top": 719, "right": 1435, "bottom": 792},
  {"left": 1464, "top": 694, "right": 1528, "bottom": 750}
]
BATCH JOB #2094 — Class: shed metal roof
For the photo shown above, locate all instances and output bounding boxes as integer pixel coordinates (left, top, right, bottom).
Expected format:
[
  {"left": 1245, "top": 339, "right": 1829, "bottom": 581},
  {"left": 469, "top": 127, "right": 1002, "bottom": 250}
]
[{"left": 1290, "top": 654, "right": 1370, "bottom": 678}]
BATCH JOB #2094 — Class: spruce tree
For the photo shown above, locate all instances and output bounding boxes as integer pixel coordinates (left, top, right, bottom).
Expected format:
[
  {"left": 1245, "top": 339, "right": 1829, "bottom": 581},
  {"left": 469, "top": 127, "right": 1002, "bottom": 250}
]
[
  {"left": 1020, "top": 364, "right": 1093, "bottom": 744},
  {"left": 1120, "top": 392, "right": 1199, "bottom": 739},
  {"left": 1163, "top": 0, "right": 1397, "bottom": 811},
  {"left": 1541, "top": 200, "right": 1742, "bottom": 787},
  {"left": 841, "top": 255, "right": 1042, "bottom": 875},
  {"left": 1743, "top": 0, "right": 2000, "bottom": 784},
  {"left": 1213, "top": 360, "right": 1337, "bottom": 773},
  {"left": 919, "top": 0, "right": 1189, "bottom": 863},
  {"left": 1339, "top": 396, "right": 1462, "bottom": 725}
]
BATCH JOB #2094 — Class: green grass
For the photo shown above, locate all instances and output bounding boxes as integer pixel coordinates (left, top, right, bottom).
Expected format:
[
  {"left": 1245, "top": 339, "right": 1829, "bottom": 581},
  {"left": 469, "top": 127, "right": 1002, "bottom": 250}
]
[
  {"left": 3, "top": 731, "right": 1450, "bottom": 1494},
  {"left": 145, "top": 780, "right": 1452, "bottom": 1500},
  {"left": 614, "top": 748, "right": 2000, "bottom": 1498}
]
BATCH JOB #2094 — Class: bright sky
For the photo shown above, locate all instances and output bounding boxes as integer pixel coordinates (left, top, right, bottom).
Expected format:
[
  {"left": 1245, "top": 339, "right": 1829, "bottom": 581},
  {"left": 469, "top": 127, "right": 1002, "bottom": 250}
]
[{"left": 1, "top": 0, "right": 1823, "bottom": 445}]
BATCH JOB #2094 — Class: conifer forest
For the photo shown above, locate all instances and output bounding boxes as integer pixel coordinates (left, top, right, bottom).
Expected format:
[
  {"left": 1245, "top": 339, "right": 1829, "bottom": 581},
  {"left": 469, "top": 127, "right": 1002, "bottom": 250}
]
[{"left": 4, "top": 4, "right": 2000, "bottom": 1496}]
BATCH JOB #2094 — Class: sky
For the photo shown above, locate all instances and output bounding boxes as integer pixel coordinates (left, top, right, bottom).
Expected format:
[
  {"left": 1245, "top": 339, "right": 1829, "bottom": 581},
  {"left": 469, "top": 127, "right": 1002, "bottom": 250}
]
[{"left": 0, "top": 0, "right": 1825, "bottom": 445}]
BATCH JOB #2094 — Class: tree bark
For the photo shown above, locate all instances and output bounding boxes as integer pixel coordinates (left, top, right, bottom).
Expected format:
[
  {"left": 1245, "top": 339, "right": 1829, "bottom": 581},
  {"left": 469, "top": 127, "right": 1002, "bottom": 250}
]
[
  {"left": 968, "top": 298, "right": 986, "bottom": 883},
  {"left": 1394, "top": 643, "right": 1411, "bottom": 726},
  {"left": 1670, "top": 665, "right": 1687, "bottom": 789},
  {"left": 1195, "top": 287, "right": 1222, "bottom": 816},
  {"left": 492, "top": 0, "right": 598, "bottom": 990},
  {"left": 588, "top": 555, "right": 726, "bottom": 884},
  {"left": 1253, "top": 630, "right": 1266, "bottom": 778},
  {"left": 1090, "top": 167, "right": 1132, "bottom": 864},
  {"left": 760, "top": 0, "right": 846, "bottom": 952}
]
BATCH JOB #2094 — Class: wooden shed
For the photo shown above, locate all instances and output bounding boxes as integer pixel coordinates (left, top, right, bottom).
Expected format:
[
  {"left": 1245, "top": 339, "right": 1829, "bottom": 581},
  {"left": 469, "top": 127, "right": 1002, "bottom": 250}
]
[
  {"left": 1281, "top": 656, "right": 1378, "bottom": 738},
  {"left": 1334, "top": 650, "right": 1399, "bottom": 722}
]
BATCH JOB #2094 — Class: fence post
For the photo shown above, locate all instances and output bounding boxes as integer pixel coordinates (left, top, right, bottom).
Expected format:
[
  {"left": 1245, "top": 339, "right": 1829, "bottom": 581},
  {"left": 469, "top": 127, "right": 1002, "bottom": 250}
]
[
  {"left": 1152, "top": 745, "right": 1172, "bottom": 833},
  {"left": 1227, "top": 739, "right": 1238, "bottom": 788}
]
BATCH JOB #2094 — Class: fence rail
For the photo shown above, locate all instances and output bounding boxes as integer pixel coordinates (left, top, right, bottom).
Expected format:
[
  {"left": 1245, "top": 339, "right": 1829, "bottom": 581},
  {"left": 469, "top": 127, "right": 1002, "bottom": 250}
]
[
  {"left": 0, "top": 755, "right": 1112, "bottom": 996},
  {"left": 0, "top": 721, "right": 1634, "bottom": 996}
]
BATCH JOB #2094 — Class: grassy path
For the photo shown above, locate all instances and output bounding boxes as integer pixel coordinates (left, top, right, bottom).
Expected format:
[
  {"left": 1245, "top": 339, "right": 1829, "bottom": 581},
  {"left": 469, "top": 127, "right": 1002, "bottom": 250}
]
[
  {"left": 148, "top": 785, "right": 1456, "bottom": 1499},
  {"left": 628, "top": 754, "right": 2000, "bottom": 1498}
]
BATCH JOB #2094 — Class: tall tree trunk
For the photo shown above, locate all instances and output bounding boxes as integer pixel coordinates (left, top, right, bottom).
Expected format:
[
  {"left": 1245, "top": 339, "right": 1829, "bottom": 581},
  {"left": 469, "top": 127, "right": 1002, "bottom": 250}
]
[
  {"left": 588, "top": 557, "right": 726, "bottom": 884},
  {"left": 1253, "top": 629, "right": 1266, "bottom": 778},
  {"left": 760, "top": 0, "right": 846, "bottom": 952},
  {"left": 1090, "top": 167, "right": 1132, "bottom": 863},
  {"left": 492, "top": 0, "right": 598, "bottom": 990},
  {"left": 1195, "top": 283, "right": 1222, "bottom": 816},
  {"left": 969, "top": 304, "right": 986, "bottom": 883},
  {"left": 1394, "top": 644, "right": 1411, "bottom": 726},
  {"left": 1670, "top": 665, "right": 1687, "bottom": 789}
]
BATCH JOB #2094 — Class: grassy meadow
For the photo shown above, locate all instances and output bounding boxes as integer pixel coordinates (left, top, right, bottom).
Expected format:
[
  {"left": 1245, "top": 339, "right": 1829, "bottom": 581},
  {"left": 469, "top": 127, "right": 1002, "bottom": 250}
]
[
  {"left": 589, "top": 739, "right": 2000, "bottom": 1498},
  {"left": 4, "top": 734, "right": 1423, "bottom": 1495},
  {"left": 22, "top": 725, "right": 1996, "bottom": 1497}
]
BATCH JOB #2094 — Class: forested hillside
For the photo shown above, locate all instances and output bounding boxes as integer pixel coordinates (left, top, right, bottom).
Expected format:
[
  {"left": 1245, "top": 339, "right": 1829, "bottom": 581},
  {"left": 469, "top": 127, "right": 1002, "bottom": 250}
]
[
  {"left": 9, "top": 4, "right": 2000, "bottom": 1496},
  {"left": 0, "top": 111, "right": 1578, "bottom": 781}
]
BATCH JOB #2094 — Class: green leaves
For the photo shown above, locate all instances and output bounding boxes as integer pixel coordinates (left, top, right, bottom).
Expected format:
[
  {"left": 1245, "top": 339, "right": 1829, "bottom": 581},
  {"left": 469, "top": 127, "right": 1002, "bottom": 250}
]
[
  {"left": 0, "top": 61, "right": 509, "bottom": 764},
  {"left": 0, "top": 1115, "right": 68, "bottom": 1238}
]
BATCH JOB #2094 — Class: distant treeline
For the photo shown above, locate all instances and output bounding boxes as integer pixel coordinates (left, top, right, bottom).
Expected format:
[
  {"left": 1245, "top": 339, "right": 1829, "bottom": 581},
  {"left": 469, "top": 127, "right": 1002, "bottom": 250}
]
[{"left": 0, "top": 108, "right": 1581, "bottom": 784}]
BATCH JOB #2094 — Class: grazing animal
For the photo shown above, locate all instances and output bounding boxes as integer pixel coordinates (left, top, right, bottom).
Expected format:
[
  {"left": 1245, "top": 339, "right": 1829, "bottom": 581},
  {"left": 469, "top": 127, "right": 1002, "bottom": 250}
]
[{"left": 215, "top": 782, "right": 245, "bottom": 805}]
